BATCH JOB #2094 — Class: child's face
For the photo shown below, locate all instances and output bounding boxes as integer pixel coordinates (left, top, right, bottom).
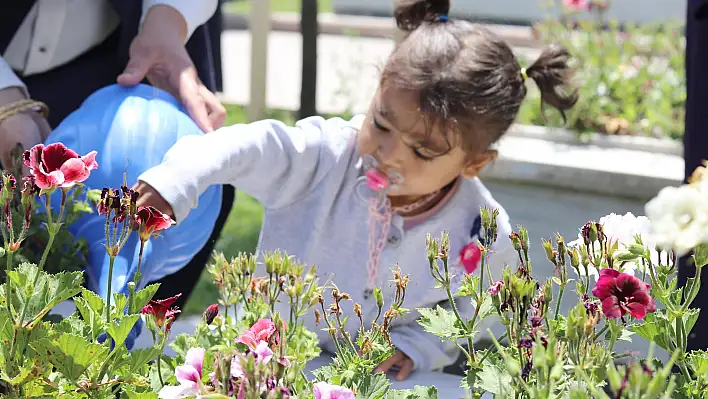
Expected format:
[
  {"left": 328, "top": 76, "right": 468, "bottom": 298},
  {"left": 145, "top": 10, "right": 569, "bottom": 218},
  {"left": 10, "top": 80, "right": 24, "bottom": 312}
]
[{"left": 357, "top": 85, "right": 494, "bottom": 198}]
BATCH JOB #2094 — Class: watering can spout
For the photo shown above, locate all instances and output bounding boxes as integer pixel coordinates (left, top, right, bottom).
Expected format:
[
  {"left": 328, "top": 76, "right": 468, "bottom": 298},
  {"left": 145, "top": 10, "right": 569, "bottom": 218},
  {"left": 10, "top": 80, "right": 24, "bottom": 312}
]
[{"left": 44, "top": 83, "right": 223, "bottom": 346}]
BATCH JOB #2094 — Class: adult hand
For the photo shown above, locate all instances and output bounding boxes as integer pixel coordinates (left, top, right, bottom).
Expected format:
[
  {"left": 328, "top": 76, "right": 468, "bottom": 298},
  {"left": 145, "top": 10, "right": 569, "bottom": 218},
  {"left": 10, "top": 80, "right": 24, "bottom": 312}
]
[
  {"left": 374, "top": 349, "right": 415, "bottom": 381},
  {"left": 0, "top": 87, "right": 51, "bottom": 173},
  {"left": 117, "top": 5, "right": 226, "bottom": 133}
]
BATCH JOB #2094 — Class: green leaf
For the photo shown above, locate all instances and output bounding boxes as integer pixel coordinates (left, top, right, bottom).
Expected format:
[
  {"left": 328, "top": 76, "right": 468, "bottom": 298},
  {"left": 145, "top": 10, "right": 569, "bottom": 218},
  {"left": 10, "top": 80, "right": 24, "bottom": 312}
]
[
  {"left": 416, "top": 305, "right": 462, "bottom": 340},
  {"left": 688, "top": 350, "right": 708, "bottom": 376},
  {"left": 130, "top": 283, "right": 160, "bottom": 314},
  {"left": 632, "top": 312, "right": 673, "bottom": 352},
  {"left": 6, "top": 263, "right": 83, "bottom": 325},
  {"left": 81, "top": 288, "right": 105, "bottom": 316},
  {"left": 106, "top": 314, "right": 140, "bottom": 348},
  {"left": 618, "top": 329, "right": 634, "bottom": 343},
  {"left": 73, "top": 296, "right": 104, "bottom": 341},
  {"left": 356, "top": 373, "right": 390, "bottom": 399},
  {"left": 122, "top": 390, "right": 159, "bottom": 399},
  {"left": 473, "top": 294, "right": 495, "bottom": 322},
  {"left": 112, "top": 293, "right": 129, "bottom": 318},
  {"left": 476, "top": 361, "right": 513, "bottom": 395},
  {"left": 127, "top": 347, "right": 162, "bottom": 374},
  {"left": 684, "top": 308, "right": 701, "bottom": 334},
  {"left": 386, "top": 387, "right": 438, "bottom": 399},
  {"left": 53, "top": 313, "right": 88, "bottom": 337},
  {"left": 32, "top": 333, "right": 107, "bottom": 381}
]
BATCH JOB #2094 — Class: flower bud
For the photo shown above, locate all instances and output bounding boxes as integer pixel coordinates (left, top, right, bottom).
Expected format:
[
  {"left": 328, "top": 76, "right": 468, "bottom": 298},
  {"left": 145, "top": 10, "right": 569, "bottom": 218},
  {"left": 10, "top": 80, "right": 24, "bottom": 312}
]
[
  {"left": 509, "top": 232, "right": 522, "bottom": 252},
  {"left": 373, "top": 288, "right": 384, "bottom": 309},
  {"left": 614, "top": 250, "right": 639, "bottom": 262},
  {"left": 542, "top": 239, "right": 555, "bottom": 264},
  {"left": 627, "top": 243, "right": 646, "bottom": 256},
  {"left": 204, "top": 304, "right": 219, "bottom": 325},
  {"left": 569, "top": 248, "right": 580, "bottom": 269}
]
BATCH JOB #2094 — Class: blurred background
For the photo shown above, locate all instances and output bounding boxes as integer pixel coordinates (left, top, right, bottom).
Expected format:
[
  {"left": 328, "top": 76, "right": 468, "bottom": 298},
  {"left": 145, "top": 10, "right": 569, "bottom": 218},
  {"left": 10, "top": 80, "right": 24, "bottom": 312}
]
[{"left": 186, "top": 0, "right": 685, "bottom": 362}]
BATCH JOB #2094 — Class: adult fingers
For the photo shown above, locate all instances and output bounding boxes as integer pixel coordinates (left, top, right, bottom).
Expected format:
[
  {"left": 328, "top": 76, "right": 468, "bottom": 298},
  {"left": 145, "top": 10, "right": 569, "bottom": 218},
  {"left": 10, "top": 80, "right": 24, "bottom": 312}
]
[
  {"left": 117, "top": 51, "right": 153, "bottom": 87},
  {"left": 199, "top": 85, "right": 226, "bottom": 131},
  {"left": 178, "top": 70, "right": 212, "bottom": 133}
]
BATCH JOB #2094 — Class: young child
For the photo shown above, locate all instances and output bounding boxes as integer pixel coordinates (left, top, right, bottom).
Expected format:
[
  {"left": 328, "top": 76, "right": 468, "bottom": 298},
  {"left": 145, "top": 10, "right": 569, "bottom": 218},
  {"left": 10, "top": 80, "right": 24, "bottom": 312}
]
[{"left": 135, "top": 0, "right": 577, "bottom": 381}]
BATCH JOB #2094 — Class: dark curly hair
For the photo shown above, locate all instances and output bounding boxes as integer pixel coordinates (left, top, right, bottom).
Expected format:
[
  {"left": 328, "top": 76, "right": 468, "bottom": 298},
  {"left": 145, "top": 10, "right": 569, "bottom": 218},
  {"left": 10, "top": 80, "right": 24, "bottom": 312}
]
[{"left": 382, "top": 0, "right": 579, "bottom": 155}]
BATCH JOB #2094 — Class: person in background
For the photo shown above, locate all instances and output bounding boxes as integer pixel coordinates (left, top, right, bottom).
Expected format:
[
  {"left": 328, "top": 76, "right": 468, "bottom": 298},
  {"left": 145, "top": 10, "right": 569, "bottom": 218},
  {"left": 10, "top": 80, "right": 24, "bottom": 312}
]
[
  {"left": 682, "top": 0, "right": 708, "bottom": 352},
  {"left": 0, "top": 0, "right": 235, "bottom": 313}
]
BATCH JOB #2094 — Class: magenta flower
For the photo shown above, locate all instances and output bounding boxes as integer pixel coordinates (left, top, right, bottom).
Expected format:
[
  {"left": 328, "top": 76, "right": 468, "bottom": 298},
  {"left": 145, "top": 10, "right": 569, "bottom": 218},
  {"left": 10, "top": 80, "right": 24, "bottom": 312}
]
[
  {"left": 458, "top": 241, "right": 482, "bottom": 274},
  {"left": 313, "top": 382, "right": 355, "bottom": 399},
  {"left": 141, "top": 293, "right": 181, "bottom": 328},
  {"left": 135, "top": 205, "right": 174, "bottom": 241},
  {"left": 23, "top": 143, "right": 97, "bottom": 190},
  {"left": 591, "top": 269, "right": 657, "bottom": 319},
  {"left": 158, "top": 347, "right": 205, "bottom": 398},
  {"left": 204, "top": 304, "right": 219, "bottom": 325}
]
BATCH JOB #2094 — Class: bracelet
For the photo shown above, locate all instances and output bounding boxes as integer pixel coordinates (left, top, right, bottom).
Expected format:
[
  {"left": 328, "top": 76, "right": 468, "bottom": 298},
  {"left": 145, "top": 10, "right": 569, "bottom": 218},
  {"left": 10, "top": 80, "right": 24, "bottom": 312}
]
[{"left": 0, "top": 99, "right": 49, "bottom": 124}]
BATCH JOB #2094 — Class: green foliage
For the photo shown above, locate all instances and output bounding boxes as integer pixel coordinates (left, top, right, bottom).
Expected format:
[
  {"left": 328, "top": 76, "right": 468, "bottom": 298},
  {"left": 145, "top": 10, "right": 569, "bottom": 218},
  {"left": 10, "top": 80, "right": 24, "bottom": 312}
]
[{"left": 518, "top": 7, "right": 685, "bottom": 140}]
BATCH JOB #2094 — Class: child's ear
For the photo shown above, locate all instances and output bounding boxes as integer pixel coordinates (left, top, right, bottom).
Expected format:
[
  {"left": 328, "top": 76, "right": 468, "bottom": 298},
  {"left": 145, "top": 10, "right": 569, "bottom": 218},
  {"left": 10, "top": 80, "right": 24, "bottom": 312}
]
[{"left": 461, "top": 150, "right": 498, "bottom": 178}]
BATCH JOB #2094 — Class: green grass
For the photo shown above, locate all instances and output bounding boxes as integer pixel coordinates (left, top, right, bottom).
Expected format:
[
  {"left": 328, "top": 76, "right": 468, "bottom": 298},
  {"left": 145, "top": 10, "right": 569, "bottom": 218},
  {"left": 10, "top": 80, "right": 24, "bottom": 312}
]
[{"left": 222, "top": 0, "right": 333, "bottom": 14}]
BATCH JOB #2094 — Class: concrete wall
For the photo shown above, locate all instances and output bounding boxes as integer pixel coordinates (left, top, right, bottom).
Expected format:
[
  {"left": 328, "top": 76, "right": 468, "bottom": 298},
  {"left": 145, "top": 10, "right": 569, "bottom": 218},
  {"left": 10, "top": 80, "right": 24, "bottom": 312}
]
[{"left": 332, "top": 0, "right": 686, "bottom": 25}]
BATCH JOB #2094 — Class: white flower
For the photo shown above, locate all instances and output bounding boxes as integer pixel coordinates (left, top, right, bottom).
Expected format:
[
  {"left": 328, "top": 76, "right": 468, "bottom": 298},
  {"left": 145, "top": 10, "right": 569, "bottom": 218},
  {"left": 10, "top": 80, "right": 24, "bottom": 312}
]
[{"left": 645, "top": 185, "right": 708, "bottom": 257}]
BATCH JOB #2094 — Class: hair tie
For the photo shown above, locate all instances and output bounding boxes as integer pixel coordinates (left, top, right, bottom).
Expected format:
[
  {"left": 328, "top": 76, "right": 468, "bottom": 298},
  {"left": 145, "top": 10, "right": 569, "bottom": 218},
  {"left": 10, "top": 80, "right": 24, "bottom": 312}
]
[
  {"left": 439, "top": 14, "right": 449, "bottom": 22},
  {"left": 520, "top": 68, "right": 528, "bottom": 81}
]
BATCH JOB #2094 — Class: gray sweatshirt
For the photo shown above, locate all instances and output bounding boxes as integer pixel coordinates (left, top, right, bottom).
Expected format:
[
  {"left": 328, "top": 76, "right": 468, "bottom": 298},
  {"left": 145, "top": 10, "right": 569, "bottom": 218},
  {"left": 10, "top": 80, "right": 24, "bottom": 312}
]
[{"left": 139, "top": 115, "right": 517, "bottom": 372}]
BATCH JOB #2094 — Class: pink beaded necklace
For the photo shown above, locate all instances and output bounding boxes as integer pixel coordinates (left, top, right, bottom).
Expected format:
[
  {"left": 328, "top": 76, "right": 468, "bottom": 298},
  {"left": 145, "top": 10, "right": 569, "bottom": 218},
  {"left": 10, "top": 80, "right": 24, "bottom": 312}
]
[{"left": 364, "top": 189, "right": 440, "bottom": 298}]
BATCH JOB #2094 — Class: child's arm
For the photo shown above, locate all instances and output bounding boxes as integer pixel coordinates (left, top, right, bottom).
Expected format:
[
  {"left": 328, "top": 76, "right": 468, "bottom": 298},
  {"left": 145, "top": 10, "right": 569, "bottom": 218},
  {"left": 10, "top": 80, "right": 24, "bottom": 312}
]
[
  {"left": 390, "top": 227, "right": 519, "bottom": 372},
  {"left": 137, "top": 116, "right": 356, "bottom": 223}
]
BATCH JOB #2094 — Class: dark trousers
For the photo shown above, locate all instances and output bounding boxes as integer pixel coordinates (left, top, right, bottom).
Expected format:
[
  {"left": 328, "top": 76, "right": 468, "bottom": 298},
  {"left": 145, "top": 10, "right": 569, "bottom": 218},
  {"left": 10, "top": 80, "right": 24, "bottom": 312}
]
[
  {"left": 18, "top": 14, "right": 233, "bottom": 315},
  {"left": 681, "top": 0, "right": 708, "bottom": 351}
]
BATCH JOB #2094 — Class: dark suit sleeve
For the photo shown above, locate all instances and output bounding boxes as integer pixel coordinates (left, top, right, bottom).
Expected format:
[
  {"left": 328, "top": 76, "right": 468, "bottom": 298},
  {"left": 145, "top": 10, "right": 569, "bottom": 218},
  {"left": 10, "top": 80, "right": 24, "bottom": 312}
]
[{"left": 692, "top": 0, "right": 708, "bottom": 19}]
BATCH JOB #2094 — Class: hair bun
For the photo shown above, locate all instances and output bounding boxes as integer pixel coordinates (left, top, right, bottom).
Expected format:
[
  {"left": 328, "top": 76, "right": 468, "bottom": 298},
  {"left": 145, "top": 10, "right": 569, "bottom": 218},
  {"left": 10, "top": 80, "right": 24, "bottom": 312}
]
[{"left": 394, "top": 0, "right": 451, "bottom": 32}]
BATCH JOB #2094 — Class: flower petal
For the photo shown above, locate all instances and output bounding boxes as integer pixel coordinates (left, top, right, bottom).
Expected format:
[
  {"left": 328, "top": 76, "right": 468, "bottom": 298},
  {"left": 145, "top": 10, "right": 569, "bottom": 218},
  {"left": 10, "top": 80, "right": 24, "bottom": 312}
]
[
  {"left": 601, "top": 296, "right": 622, "bottom": 318},
  {"left": 184, "top": 347, "right": 205, "bottom": 378},
  {"left": 81, "top": 150, "right": 98, "bottom": 170},
  {"left": 42, "top": 143, "right": 79, "bottom": 172},
  {"left": 158, "top": 384, "right": 198, "bottom": 399},
  {"left": 626, "top": 302, "right": 648, "bottom": 319},
  {"left": 59, "top": 158, "right": 90, "bottom": 186},
  {"left": 23, "top": 144, "right": 43, "bottom": 169},
  {"left": 174, "top": 365, "right": 200, "bottom": 386}
]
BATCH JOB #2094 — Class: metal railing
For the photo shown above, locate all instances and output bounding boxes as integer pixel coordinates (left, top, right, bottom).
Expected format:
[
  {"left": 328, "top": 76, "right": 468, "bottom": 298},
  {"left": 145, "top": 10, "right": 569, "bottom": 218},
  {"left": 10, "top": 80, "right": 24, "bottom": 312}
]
[{"left": 248, "top": 0, "right": 270, "bottom": 121}]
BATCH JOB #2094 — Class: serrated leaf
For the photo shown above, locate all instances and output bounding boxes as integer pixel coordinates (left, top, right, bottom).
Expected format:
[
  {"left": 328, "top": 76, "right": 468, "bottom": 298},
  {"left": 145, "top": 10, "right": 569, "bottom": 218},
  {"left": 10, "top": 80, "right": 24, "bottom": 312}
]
[
  {"left": 618, "top": 329, "right": 634, "bottom": 342},
  {"left": 685, "top": 308, "right": 701, "bottom": 334},
  {"left": 106, "top": 314, "right": 140, "bottom": 348},
  {"left": 386, "top": 386, "right": 438, "bottom": 399},
  {"left": 32, "top": 333, "right": 107, "bottom": 381},
  {"left": 473, "top": 294, "right": 495, "bottom": 323},
  {"left": 127, "top": 347, "right": 162, "bottom": 374},
  {"left": 356, "top": 373, "right": 390, "bottom": 399},
  {"left": 416, "top": 306, "right": 462, "bottom": 340},
  {"left": 81, "top": 288, "right": 105, "bottom": 316},
  {"left": 112, "top": 293, "right": 129, "bottom": 318},
  {"left": 73, "top": 297, "right": 104, "bottom": 341},
  {"left": 53, "top": 313, "right": 88, "bottom": 336},
  {"left": 476, "top": 361, "right": 513, "bottom": 395},
  {"left": 6, "top": 263, "right": 83, "bottom": 325},
  {"left": 632, "top": 315, "right": 672, "bottom": 352},
  {"left": 688, "top": 349, "right": 708, "bottom": 375},
  {"left": 122, "top": 390, "right": 159, "bottom": 399},
  {"left": 130, "top": 283, "right": 160, "bottom": 314}
]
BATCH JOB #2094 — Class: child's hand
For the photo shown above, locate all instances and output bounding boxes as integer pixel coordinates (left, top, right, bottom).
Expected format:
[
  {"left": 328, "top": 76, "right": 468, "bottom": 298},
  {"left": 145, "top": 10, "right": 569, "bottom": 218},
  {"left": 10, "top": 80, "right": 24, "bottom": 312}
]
[
  {"left": 374, "top": 349, "right": 414, "bottom": 381},
  {"left": 133, "top": 181, "right": 175, "bottom": 220}
]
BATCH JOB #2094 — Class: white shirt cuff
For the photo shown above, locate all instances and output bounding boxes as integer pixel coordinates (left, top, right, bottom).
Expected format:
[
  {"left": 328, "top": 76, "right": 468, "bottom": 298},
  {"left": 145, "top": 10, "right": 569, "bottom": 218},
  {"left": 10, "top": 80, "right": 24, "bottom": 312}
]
[
  {"left": 141, "top": 0, "right": 219, "bottom": 41},
  {"left": 0, "top": 58, "right": 28, "bottom": 97}
]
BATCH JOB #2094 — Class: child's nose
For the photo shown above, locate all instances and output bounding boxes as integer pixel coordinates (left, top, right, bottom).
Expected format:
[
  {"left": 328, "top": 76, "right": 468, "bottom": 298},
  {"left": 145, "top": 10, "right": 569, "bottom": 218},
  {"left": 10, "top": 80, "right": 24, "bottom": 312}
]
[{"left": 376, "top": 134, "right": 401, "bottom": 164}]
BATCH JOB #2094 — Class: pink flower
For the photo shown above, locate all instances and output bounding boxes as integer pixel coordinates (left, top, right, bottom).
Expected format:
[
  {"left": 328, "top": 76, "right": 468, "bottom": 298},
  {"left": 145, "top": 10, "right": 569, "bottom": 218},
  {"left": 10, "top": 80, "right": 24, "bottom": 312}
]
[
  {"left": 23, "top": 143, "right": 97, "bottom": 190},
  {"left": 135, "top": 205, "right": 174, "bottom": 241},
  {"left": 230, "top": 341, "right": 274, "bottom": 379},
  {"left": 591, "top": 269, "right": 657, "bottom": 319},
  {"left": 562, "top": 0, "right": 590, "bottom": 11},
  {"left": 458, "top": 241, "right": 482, "bottom": 274},
  {"left": 488, "top": 280, "right": 504, "bottom": 295},
  {"left": 158, "top": 347, "right": 205, "bottom": 398},
  {"left": 236, "top": 318, "right": 279, "bottom": 349},
  {"left": 313, "top": 382, "right": 355, "bottom": 399}
]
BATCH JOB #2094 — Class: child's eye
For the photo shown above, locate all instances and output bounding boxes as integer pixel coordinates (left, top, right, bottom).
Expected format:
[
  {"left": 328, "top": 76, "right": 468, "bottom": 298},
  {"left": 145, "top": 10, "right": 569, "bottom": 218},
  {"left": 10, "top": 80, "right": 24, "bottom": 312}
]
[
  {"left": 372, "top": 117, "right": 389, "bottom": 132},
  {"left": 413, "top": 148, "right": 434, "bottom": 161}
]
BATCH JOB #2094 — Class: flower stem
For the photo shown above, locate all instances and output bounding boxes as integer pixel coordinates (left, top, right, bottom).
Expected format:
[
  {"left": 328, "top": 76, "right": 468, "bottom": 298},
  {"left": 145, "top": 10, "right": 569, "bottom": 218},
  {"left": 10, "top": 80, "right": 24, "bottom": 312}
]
[
  {"left": 443, "top": 258, "right": 475, "bottom": 364},
  {"left": 554, "top": 285, "right": 565, "bottom": 320},
  {"left": 157, "top": 354, "right": 165, "bottom": 387},
  {"left": 106, "top": 256, "right": 116, "bottom": 325}
]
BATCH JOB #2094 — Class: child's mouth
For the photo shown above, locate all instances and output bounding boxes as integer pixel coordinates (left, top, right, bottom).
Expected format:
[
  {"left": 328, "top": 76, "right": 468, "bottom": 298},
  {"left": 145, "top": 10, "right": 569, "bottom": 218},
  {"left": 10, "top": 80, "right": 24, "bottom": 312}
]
[{"left": 362, "top": 155, "right": 403, "bottom": 192}]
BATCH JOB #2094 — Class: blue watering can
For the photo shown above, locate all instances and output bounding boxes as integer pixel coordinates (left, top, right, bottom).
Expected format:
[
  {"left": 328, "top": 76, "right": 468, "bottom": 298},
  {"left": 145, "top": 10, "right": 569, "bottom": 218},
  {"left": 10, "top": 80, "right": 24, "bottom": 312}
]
[{"left": 44, "top": 83, "right": 223, "bottom": 347}]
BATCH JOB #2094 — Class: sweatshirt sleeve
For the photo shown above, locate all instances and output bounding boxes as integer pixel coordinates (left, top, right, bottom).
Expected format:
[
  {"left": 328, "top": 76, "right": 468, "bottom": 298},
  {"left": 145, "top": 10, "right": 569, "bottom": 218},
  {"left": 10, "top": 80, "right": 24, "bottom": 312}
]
[
  {"left": 138, "top": 116, "right": 356, "bottom": 223},
  {"left": 390, "top": 209, "right": 518, "bottom": 372}
]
